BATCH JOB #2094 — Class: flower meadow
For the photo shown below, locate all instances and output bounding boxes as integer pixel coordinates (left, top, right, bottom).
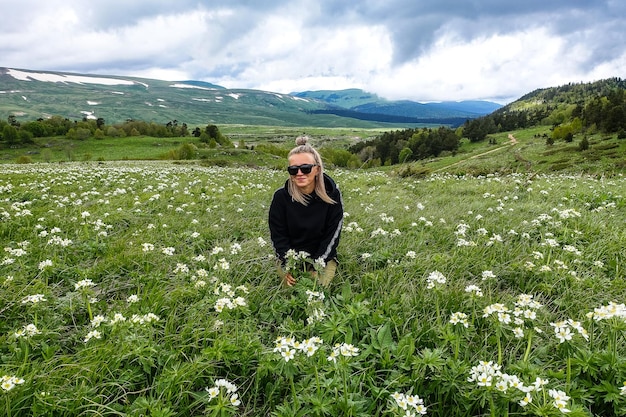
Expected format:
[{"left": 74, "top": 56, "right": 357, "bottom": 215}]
[{"left": 1, "top": 161, "right": 625, "bottom": 416}]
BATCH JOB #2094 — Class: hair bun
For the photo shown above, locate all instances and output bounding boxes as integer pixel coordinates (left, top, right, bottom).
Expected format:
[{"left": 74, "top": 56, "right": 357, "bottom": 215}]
[{"left": 295, "top": 135, "right": 309, "bottom": 146}]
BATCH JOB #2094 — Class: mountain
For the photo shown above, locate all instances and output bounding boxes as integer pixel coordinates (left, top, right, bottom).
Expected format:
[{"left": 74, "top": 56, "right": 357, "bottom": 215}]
[
  {"left": 293, "top": 89, "right": 501, "bottom": 123},
  {"left": 0, "top": 67, "right": 499, "bottom": 127}
]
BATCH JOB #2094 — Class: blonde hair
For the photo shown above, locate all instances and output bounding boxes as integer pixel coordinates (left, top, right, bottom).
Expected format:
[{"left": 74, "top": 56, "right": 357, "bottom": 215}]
[{"left": 287, "top": 135, "right": 336, "bottom": 206}]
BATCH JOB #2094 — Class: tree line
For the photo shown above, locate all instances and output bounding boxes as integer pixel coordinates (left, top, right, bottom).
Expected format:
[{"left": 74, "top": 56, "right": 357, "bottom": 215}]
[
  {"left": 0, "top": 115, "right": 232, "bottom": 147},
  {"left": 348, "top": 126, "right": 461, "bottom": 166}
]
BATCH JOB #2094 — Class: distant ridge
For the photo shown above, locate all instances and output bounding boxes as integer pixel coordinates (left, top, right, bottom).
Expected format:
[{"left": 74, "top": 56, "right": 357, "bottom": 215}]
[
  {"left": 294, "top": 89, "right": 502, "bottom": 119},
  {"left": 0, "top": 67, "right": 500, "bottom": 127}
]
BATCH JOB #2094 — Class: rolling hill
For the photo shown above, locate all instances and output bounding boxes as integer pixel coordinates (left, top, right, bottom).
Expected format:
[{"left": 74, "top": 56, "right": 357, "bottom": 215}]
[{"left": 0, "top": 67, "right": 499, "bottom": 127}]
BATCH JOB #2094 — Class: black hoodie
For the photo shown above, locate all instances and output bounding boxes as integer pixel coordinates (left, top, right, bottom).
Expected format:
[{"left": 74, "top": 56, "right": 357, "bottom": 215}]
[{"left": 269, "top": 173, "right": 343, "bottom": 265}]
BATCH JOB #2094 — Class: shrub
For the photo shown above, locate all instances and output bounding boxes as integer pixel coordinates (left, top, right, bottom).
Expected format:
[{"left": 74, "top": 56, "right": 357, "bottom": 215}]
[
  {"left": 16, "top": 155, "right": 33, "bottom": 164},
  {"left": 396, "top": 163, "right": 431, "bottom": 178},
  {"left": 578, "top": 137, "right": 590, "bottom": 151}
]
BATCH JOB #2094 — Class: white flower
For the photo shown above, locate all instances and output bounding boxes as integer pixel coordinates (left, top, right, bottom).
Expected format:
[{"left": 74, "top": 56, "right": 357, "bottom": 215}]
[
  {"left": 75, "top": 279, "right": 95, "bottom": 290},
  {"left": 426, "top": 270, "right": 446, "bottom": 289},
  {"left": 174, "top": 263, "right": 190, "bottom": 274},
  {"left": 230, "top": 243, "right": 241, "bottom": 255},
  {"left": 519, "top": 393, "right": 533, "bottom": 407},
  {"left": 214, "top": 258, "right": 230, "bottom": 270},
  {"left": 465, "top": 284, "right": 483, "bottom": 297},
  {"left": 450, "top": 312, "right": 469, "bottom": 328},
  {"left": 15, "top": 323, "right": 41, "bottom": 338},
  {"left": 206, "top": 386, "right": 219, "bottom": 400},
  {"left": 1, "top": 375, "right": 25, "bottom": 392},
  {"left": 481, "top": 270, "right": 496, "bottom": 280},
  {"left": 549, "top": 389, "right": 571, "bottom": 413},
  {"left": 229, "top": 393, "right": 241, "bottom": 406},
  {"left": 162, "top": 247, "right": 175, "bottom": 256},
  {"left": 38, "top": 259, "right": 53, "bottom": 270},
  {"left": 84, "top": 330, "right": 102, "bottom": 343},
  {"left": 126, "top": 294, "right": 139, "bottom": 303},
  {"left": 110, "top": 313, "right": 126, "bottom": 324},
  {"left": 91, "top": 315, "right": 106, "bottom": 328},
  {"left": 21, "top": 294, "right": 47, "bottom": 304}
]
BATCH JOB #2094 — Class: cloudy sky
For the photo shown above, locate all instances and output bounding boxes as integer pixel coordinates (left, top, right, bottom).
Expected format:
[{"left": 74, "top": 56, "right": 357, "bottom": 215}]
[{"left": 2, "top": 0, "right": 625, "bottom": 104}]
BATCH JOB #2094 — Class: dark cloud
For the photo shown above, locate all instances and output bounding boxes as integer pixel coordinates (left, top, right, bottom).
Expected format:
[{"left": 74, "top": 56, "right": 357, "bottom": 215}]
[{"left": 313, "top": 0, "right": 623, "bottom": 66}]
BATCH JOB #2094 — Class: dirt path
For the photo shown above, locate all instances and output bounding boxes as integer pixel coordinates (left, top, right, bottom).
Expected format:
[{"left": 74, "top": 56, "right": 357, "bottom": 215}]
[{"left": 432, "top": 134, "right": 518, "bottom": 172}]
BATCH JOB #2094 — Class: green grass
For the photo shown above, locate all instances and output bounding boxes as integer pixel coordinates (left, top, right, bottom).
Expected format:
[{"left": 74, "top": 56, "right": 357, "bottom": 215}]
[
  {"left": 3, "top": 124, "right": 626, "bottom": 180},
  {"left": 0, "top": 126, "right": 388, "bottom": 165},
  {"left": 1, "top": 161, "right": 625, "bottom": 416},
  {"left": 399, "top": 128, "right": 626, "bottom": 176}
]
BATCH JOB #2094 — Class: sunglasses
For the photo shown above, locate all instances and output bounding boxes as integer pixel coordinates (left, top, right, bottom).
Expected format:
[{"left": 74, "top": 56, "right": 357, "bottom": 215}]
[{"left": 287, "top": 164, "right": 317, "bottom": 175}]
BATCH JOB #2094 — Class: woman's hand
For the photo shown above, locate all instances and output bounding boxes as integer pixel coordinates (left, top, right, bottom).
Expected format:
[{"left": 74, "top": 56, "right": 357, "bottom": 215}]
[{"left": 283, "top": 272, "right": 296, "bottom": 287}]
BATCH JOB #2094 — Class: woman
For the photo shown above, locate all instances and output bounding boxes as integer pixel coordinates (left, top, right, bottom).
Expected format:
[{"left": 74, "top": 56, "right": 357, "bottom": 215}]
[{"left": 269, "top": 136, "right": 343, "bottom": 287}]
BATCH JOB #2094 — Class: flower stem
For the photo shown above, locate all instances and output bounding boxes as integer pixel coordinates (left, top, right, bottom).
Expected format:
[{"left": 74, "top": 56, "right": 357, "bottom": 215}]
[
  {"left": 290, "top": 376, "right": 298, "bottom": 408},
  {"left": 523, "top": 331, "right": 533, "bottom": 362},
  {"left": 314, "top": 365, "right": 320, "bottom": 397},
  {"left": 497, "top": 327, "right": 503, "bottom": 365},
  {"left": 85, "top": 295, "right": 93, "bottom": 321},
  {"left": 6, "top": 395, "right": 11, "bottom": 417}
]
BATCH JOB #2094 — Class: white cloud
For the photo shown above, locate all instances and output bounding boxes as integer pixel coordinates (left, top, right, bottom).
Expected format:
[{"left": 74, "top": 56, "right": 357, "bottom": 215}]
[
  {"left": 230, "top": 22, "right": 392, "bottom": 93},
  {"left": 2, "top": 0, "right": 625, "bottom": 104}
]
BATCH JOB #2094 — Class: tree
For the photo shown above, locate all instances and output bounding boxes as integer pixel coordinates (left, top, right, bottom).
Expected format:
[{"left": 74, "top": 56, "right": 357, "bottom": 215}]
[
  {"left": 399, "top": 147, "right": 413, "bottom": 163},
  {"left": 19, "top": 130, "right": 34, "bottom": 144},
  {"left": 76, "top": 127, "right": 91, "bottom": 140},
  {"left": 205, "top": 124, "right": 220, "bottom": 139},
  {"left": 578, "top": 136, "right": 590, "bottom": 151},
  {"left": 2, "top": 124, "right": 18, "bottom": 145},
  {"left": 66, "top": 128, "right": 77, "bottom": 140},
  {"left": 204, "top": 124, "right": 233, "bottom": 147},
  {"left": 463, "top": 118, "right": 494, "bottom": 142},
  {"left": 106, "top": 126, "right": 120, "bottom": 137},
  {"left": 8, "top": 115, "right": 19, "bottom": 127},
  {"left": 21, "top": 120, "right": 47, "bottom": 137}
]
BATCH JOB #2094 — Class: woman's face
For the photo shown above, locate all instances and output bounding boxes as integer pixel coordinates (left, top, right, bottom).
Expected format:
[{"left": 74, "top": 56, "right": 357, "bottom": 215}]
[{"left": 288, "top": 152, "right": 318, "bottom": 194}]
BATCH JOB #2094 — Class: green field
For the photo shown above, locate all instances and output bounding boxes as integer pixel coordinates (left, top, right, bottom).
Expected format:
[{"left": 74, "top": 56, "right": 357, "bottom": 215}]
[
  {"left": 0, "top": 126, "right": 383, "bottom": 165},
  {"left": 2, "top": 125, "right": 625, "bottom": 179},
  {"left": 1, "top": 161, "right": 625, "bottom": 416}
]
